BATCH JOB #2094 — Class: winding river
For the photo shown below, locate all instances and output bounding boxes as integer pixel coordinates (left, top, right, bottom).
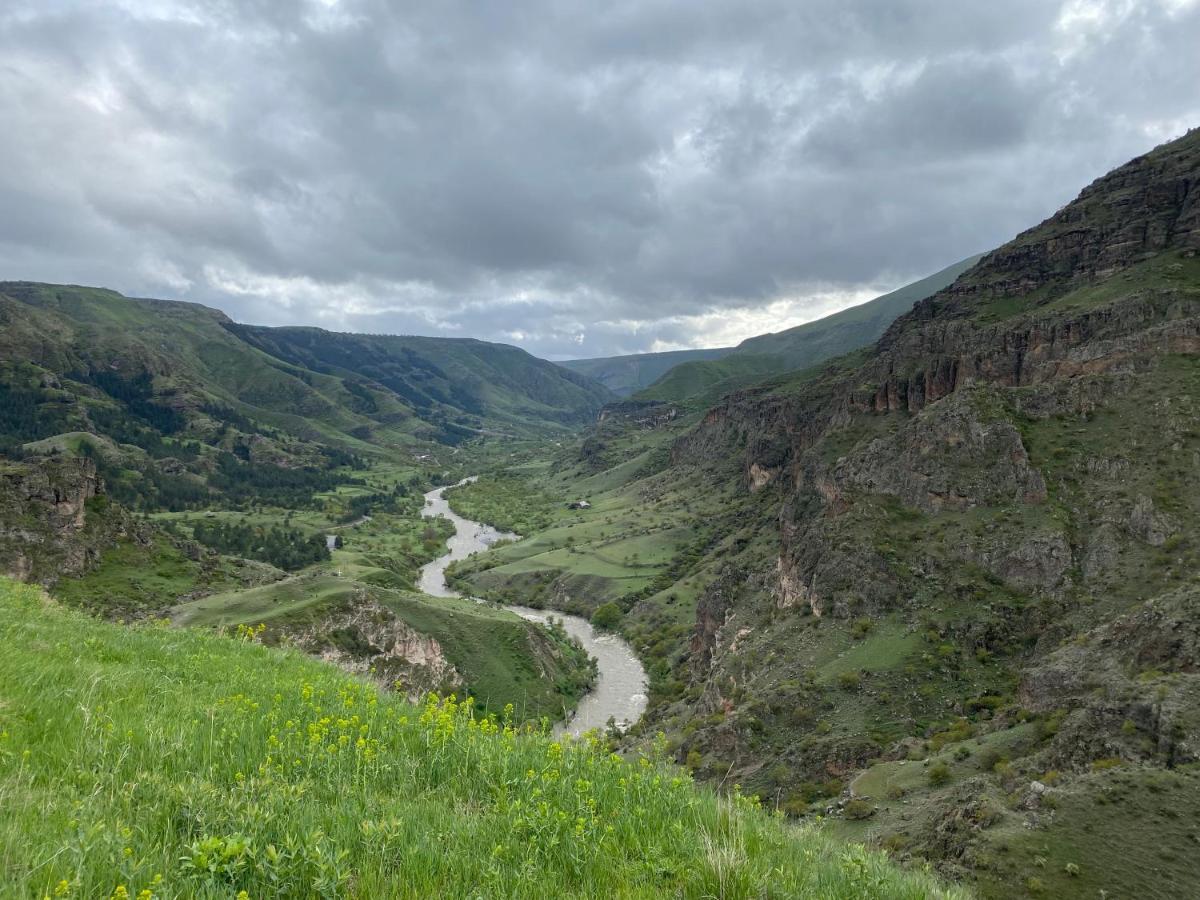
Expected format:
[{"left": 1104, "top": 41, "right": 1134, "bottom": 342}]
[{"left": 419, "top": 479, "right": 648, "bottom": 735}]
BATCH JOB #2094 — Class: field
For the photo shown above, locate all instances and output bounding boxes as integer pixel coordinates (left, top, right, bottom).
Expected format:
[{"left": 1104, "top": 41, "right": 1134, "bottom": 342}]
[{"left": 0, "top": 578, "right": 963, "bottom": 899}]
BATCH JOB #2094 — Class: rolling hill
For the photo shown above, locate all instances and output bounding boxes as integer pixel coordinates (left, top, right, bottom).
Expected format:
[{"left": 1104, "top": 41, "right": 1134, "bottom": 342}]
[
  {"left": 232, "top": 324, "right": 612, "bottom": 434},
  {"left": 0, "top": 281, "right": 612, "bottom": 511}
]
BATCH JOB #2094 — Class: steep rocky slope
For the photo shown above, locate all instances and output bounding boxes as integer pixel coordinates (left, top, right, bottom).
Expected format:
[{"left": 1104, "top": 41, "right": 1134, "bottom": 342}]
[
  {"left": 0, "top": 455, "right": 109, "bottom": 581},
  {"left": 653, "top": 127, "right": 1200, "bottom": 898}
]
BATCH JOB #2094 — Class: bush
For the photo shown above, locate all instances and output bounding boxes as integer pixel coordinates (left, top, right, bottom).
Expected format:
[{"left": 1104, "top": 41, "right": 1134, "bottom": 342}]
[
  {"left": 977, "top": 748, "right": 1006, "bottom": 773},
  {"left": 837, "top": 670, "right": 862, "bottom": 691},
  {"left": 850, "top": 617, "right": 874, "bottom": 639},
  {"left": 844, "top": 799, "right": 875, "bottom": 820},
  {"left": 590, "top": 601, "right": 622, "bottom": 630},
  {"left": 928, "top": 761, "right": 952, "bottom": 787}
]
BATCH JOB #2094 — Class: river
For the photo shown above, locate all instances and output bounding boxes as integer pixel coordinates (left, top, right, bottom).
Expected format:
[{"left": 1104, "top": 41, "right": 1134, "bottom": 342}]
[{"left": 419, "top": 478, "right": 648, "bottom": 735}]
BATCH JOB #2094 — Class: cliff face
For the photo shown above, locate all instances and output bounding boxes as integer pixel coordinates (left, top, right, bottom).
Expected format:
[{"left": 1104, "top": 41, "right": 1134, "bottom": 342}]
[
  {"left": 656, "top": 129, "right": 1200, "bottom": 895},
  {"left": 0, "top": 456, "right": 117, "bottom": 582},
  {"left": 674, "top": 130, "right": 1200, "bottom": 623},
  {"left": 284, "top": 591, "right": 467, "bottom": 700}
]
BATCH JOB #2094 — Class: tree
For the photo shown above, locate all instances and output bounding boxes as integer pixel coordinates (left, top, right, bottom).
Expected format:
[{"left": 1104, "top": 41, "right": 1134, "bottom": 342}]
[{"left": 590, "top": 602, "right": 622, "bottom": 631}]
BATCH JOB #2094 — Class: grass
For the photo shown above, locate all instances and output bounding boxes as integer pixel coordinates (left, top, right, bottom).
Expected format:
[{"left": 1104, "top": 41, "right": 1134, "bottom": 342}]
[
  {"left": 51, "top": 535, "right": 271, "bottom": 617},
  {"left": 972, "top": 250, "right": 1200, "bottom": 323},
  {"left": 0, "top": 578, "right": 964, "bottom": 899}
]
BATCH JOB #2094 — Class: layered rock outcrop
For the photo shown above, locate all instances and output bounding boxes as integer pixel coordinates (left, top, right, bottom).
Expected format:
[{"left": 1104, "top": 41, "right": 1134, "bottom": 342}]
[
  {"left": 0, "top": 455, "right": 115, "bottom": 582},
  {"left": 284, "top": 592, "right": 465, "bottom": 700}
]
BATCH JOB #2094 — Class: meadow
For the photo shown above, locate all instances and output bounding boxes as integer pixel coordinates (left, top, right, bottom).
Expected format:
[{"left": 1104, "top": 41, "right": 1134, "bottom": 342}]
[{"left": 0, "top": 578, "right": 963, "bottom": 899}]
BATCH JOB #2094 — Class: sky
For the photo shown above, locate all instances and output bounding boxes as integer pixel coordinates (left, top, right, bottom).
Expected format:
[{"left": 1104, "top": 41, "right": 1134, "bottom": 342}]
[{"left": 1, "top": 1, "right": 1198, "bottom": 360}]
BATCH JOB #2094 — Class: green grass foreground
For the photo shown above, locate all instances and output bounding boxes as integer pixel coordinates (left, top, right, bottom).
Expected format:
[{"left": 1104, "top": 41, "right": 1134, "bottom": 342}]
[{"left": 0, "top": 579, "right": 964, "bottom": 899}]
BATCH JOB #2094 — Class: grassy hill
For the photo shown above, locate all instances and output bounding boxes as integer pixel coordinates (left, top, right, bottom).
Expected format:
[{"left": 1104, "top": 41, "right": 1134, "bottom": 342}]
[
  {"left": 170, "top": 574, "right": 596, "bottom": 720},
  {"left": 0, "top": 281, "right": 611, "bottom": 515},
  {"left": 558, "top": 347, "right": 733, "bottom": 397},
  {"left": 232, "top": 325, "right": 613, "bottom": 434},
  {"left": 0, "top": 577, "right": 962, "bottom": 899},
  {"left": 636, "top": 255, "right": 981, "bottom": 408},
  {"left": 558, "top": 257, "right": 979, "bottom": 405},
  {"left": 0, "top": 281, "right": 610, "bottom": 461}
]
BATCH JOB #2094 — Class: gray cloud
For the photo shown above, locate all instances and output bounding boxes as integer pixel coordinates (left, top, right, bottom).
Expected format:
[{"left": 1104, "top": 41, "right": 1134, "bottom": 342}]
[{"left": 1, "top": 0, "right": 1198, "bottom": 359}]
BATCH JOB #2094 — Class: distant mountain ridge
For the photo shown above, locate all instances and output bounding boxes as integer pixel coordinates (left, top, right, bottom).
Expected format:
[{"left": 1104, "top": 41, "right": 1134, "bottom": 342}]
[
  {"left": 559, "top": 347, "right": 733, "bottom": 396},
  {"left": 560, "top": 254, "right": 980, "bottom": 404},
  {"left": 230, "top": 324, "right": 613, "bottom": 432},
  {"left": 0, "top": 281, "right": 612, "bottom": 448},
  {"left": 636, "top": 253, "right": 982, "bottom": 406}
]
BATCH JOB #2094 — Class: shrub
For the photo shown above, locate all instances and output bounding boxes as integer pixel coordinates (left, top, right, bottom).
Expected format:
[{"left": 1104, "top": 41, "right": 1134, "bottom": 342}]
[
  {"left": 850, "top": 617, "right": 875, "bottom": 639},
  {"left": 837, "top": 670, "right": 862, "bottom": 691},
  {"left": 844, "top": 799, "right": 875, "bottom": 820},
  {"left": 590, "top": 601, "right": 622, "bottom": 630},
  {"left": 928, "top": 761, "right": 952, "bottom": 787},
  {"left": 977, "top": 749, "right": 1006, "bottom": 773}
]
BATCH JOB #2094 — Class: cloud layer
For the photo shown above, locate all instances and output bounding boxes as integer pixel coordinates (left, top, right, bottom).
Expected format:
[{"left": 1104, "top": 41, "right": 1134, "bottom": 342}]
[{"left": 1, "top": 0, "right": 1198, "bottom": 358}]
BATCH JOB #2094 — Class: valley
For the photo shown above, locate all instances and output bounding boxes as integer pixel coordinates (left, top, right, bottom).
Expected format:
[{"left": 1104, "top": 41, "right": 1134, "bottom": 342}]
[{"left": 1, "top": 128, "right": 1198, "bottom": 898}]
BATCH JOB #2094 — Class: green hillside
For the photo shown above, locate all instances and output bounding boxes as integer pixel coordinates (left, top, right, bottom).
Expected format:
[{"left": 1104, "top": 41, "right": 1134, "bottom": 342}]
[
  {"left": 0, "top": 577, "right": 962, "bottom": 899},
  {"left": 0, "top": 281, "right": 611, "bottom": 513},
  {"left": 636, "top": 255, "right": 981, "bottom": 407},
  {"left": 558, "top": 347, "right": 732, "bottom": 397},
  {"left": 233, "top": 325, "right": 613, "bottom": 434},
  {"left": 735, "top": 255, "right": 983, "bottom": 360}
]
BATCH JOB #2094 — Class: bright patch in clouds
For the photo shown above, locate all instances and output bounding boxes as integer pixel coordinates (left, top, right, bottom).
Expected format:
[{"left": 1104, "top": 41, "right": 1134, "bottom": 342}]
[{"left": 0, "top": 0, "right": 1197, "bottom": 358}]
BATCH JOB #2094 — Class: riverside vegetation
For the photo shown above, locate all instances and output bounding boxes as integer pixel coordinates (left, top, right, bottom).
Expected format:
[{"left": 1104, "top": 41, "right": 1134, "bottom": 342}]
[{"left": 0, "top": 578, "right": 961, "bottom": 899}]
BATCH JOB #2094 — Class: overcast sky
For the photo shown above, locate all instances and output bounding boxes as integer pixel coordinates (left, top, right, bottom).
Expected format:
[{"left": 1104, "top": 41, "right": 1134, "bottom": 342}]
[{"left": 1, "top": 1, "right": 1198, "bottom": 359}]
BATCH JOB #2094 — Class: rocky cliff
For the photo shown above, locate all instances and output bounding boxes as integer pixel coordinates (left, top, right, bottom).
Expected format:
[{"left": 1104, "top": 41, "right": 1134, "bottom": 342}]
[
  {"left": 653, "top": 128, "right": 1200, "bottom": 898},
  {"left": 0, "top": 455, "right": 118, "bottom": 582}
]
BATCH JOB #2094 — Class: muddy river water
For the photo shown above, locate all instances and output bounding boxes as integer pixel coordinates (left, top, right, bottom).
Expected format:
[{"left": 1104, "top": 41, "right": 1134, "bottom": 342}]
[{"left": 419, "top": 479, "right": 648, "bottom": 735}]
